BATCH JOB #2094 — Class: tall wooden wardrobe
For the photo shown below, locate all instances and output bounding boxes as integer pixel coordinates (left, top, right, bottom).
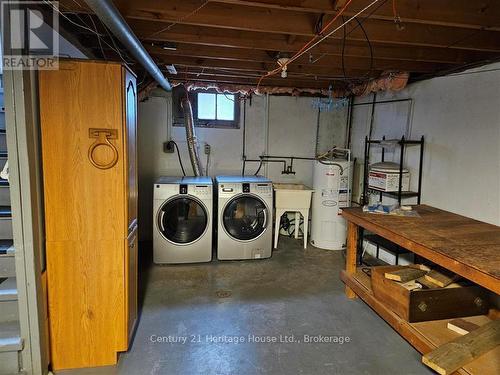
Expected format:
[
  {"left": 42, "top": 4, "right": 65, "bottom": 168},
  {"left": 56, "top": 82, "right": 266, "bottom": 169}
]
[{"left": 39, "top": 60, "right": 138, "bottom": 370}]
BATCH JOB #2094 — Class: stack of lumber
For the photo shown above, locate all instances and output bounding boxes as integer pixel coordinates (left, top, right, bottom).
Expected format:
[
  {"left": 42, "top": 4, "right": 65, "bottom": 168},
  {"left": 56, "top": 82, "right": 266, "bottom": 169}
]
[{"left": 383, "top": 265, "right": 461, "bottom": 290}]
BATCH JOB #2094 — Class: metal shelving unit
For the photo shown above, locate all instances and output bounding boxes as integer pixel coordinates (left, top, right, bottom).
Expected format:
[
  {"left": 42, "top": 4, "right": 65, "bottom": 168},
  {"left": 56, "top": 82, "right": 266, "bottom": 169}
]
[
  {"left": 360, "top": 135, "right": 425, "bottom": 265},
  {"left": 363, "top": 135, "right": 424, "bottom": 205}
]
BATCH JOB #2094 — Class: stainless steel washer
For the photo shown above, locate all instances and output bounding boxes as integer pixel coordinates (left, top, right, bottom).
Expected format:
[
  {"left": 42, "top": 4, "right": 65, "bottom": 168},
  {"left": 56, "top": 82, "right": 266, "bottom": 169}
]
[
  {"left": 153, "top": 177, "right": 213, "bottom": 264},
  {"left": 216, "top": 176, "right": 273, "bottom": 260}
]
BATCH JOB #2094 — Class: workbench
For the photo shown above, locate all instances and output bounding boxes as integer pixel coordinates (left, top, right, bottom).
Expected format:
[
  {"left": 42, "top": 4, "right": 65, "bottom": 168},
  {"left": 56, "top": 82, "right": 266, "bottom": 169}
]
[{"left": 340, "top": 205, "right": 500, "bottom": 375}]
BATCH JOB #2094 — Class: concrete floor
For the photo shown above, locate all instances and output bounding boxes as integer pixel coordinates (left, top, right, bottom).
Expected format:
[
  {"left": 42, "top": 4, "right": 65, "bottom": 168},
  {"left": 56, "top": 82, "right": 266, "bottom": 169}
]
[{"left": 57, "top": 237, "right": 431, "bottom": 375}]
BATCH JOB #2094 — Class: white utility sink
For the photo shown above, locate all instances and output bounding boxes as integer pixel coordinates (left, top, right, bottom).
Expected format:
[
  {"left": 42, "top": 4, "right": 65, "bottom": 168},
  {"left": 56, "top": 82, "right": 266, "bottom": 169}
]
[{"left": 273, "top": 183, "right": 314, "bottom": 209}]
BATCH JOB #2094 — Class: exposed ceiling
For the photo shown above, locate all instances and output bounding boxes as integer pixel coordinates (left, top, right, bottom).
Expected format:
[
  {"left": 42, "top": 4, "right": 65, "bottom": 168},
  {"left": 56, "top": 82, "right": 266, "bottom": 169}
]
[{"left": 58, "top": 0, "right": 500, "bottom": 92}]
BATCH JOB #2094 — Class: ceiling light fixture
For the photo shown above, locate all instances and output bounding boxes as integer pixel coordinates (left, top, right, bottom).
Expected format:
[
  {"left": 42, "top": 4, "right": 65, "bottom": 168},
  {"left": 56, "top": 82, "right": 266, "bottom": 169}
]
[
  {"left": 150, "top": 41, "right": 178, "bottom": 51},
  {"left": 277, "top": 57, "right": 290, "bottom": 78},
  {"left": 161, "top": 42, "right": 177, "bottom": 51},
  {"left": 166, "top": 64, "right": 177, "bottom": 75}
]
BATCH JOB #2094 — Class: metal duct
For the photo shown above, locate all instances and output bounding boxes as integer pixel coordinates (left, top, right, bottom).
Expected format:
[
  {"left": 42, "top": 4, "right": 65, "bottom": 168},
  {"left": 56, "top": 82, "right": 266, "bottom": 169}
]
[
  {"left": 84, "top": 0, "right": 172, "bottom": 92},
  {"left": 181, "top": 98, "right": 204, "bottom": 176}
]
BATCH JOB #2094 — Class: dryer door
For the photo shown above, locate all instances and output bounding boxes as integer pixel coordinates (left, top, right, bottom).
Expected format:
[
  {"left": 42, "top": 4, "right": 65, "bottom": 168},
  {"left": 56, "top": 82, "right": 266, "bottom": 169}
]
[
  {"left": 158, "top": 197, "right": 208, "bottom": 244},
  {"left": 222, "top": 195, "right": 268, "bottom": 241}
]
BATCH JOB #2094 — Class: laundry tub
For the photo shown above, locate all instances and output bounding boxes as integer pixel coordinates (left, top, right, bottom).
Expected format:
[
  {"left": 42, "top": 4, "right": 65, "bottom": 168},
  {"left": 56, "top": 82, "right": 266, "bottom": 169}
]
[{"left": 273, "top": 183, "right": 314, "bottom": 249}]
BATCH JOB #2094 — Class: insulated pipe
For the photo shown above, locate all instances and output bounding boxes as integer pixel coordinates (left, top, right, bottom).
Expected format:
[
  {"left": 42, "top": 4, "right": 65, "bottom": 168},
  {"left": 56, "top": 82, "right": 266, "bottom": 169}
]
[
  {"left": 84, "top": 0, "right": 172, "bottom": 92},
  {"left": 181, "top": 98, "right": 203, "bottom": 176}
]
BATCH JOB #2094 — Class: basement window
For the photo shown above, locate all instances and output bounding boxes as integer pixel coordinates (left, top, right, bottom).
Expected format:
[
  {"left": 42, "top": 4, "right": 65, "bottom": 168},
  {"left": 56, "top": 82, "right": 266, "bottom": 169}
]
[{"left": 172, "top": 87, "right": 240, "bottom": 129}]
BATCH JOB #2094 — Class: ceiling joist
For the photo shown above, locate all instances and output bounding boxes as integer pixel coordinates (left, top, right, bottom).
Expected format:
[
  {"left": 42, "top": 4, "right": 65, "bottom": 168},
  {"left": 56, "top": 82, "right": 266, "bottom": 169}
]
[{"left": 59, "top": 0, "right": 500, "bottom": 90}]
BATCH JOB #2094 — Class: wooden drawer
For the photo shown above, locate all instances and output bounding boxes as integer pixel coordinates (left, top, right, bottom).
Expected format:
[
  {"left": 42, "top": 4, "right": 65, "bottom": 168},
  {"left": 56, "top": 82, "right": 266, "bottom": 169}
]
[{"left": 371, "top": 266, "right": 489, "bottom": 322}]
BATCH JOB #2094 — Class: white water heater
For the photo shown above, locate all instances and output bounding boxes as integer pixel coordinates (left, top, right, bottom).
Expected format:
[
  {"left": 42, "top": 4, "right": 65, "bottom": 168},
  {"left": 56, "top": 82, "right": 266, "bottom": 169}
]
[{"left": 310, "top": 158, "right": 353, "bottom": 250}]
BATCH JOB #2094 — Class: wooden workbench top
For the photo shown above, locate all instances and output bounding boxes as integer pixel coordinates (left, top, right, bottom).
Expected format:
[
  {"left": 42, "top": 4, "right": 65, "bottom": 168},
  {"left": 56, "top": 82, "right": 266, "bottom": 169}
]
[{"left": 342, "top": 205, "right": 500, "bottom": 294}]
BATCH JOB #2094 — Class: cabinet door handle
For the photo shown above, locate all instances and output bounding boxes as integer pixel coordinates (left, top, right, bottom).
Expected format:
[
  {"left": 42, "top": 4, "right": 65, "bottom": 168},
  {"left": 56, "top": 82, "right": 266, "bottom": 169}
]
[{"left": 88, "top": 128, "right": 119, "bottom": 170}]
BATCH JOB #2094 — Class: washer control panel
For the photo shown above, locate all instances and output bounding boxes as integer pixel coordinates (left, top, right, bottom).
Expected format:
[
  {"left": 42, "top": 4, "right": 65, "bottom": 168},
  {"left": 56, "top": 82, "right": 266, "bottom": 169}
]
[
  {"left": 254, "top": 183, "right": 272, "bottom": 197},
  {"left": 154, "top": 183, "right": 212, "bottom": 200},
  {"left": 189, "top": 184, "right": 212, "bottom": 197}
]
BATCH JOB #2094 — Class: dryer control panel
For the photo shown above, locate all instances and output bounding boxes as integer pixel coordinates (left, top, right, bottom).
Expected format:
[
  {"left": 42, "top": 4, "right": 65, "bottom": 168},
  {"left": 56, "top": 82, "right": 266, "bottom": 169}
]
[{"left": 219, "top": 182, "right": 272, "bottom": 197}]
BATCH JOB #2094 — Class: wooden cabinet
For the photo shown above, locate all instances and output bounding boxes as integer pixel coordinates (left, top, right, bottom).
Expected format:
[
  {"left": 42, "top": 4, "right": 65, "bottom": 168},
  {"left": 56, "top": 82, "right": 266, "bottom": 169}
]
[{"left": 39, "top": 60, "right": 138, "bottom": 370}]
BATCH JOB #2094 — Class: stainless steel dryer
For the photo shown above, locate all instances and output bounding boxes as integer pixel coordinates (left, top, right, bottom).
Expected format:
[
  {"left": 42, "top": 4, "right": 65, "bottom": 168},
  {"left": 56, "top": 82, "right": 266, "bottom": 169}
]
[
  {"left": 215, "top": 176, "right": 273, "bottom": 260},
  {"left": 153, "top": 177, "right": 212, "bottom": 264}
]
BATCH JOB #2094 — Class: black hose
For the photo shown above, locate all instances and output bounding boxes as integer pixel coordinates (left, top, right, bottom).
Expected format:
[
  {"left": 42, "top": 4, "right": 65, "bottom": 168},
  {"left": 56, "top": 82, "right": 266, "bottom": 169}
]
[
  {"left": 254, "top": 159, "right": 264, "bottom": 176},
  {"left": 171, "top": 140, "right": 186, "bottom": 176}
]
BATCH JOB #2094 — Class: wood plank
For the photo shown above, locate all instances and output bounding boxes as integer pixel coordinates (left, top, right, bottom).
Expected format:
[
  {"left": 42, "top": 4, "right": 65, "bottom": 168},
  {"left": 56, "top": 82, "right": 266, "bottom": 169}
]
[
  {"left": 425, "top": 269, "right": 460, "bottom": 288},
  {"left": 209, "top": 0, "right": 500, "bottom": 31},
  {"left": 142, "top": 25, "right": 497, "bottom": 65},
  {"left": 416, "top": 276, "right": 440, "bottom": 289},
  {"left": 171, "top": 75, "right": 334, "bottom": 90},
  {"left": 155, "top": 54, "right": 380, "bottom": 79},
  {"left": 345, "top": 221, "right": 358, "bottom": 299},
  {"left": 448, "top": 319, "right": 480, "bottom": 336},
  {"left": 62, "top": 0, "right": 500, "bottom": 31},
  {"left": 342, "top": 269, "right": 500, "bottom": 374},
  {"left": 422, "top": 320, "right": 500, "bottom": 375},
  {"left": 146, "top": 44, "right": 449, "bottom": 73},
  {"left": 413, "top": 316, "right": 500, "bottom": 375},
  {"left": 342, "top": 206, "right": 500, "bottom": 294},
  {"left": 119, "top": 0, "right": 500, "bottom": 52},
  {"left": 385, "top": 267, "right": 427, "bottom": 282}
]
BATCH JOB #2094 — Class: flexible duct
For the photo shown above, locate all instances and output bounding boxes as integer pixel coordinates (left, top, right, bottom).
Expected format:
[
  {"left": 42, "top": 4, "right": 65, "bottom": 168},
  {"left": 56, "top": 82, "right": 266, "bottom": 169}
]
[
  {"left": 181, "top": 98, "right": 203, "bottom": 176},
  {"left": 84, "top": 0, "right": 172, "bottom": 92}
]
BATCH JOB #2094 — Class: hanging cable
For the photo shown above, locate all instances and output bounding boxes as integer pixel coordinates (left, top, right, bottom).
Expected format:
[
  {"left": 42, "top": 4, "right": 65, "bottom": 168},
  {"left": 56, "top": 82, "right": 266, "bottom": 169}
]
[
  {"left": 88, "top": 14, "right": 106, "bottom": 59},
  {"left": 311, "top": 0, "right": 387, "bottom": 67},
  {"left": 341, "top": 15, "right": 347, "bottom": 80},
  {"left": 171, "top": 140, "right": 186, "bottom": 176},
  {"left": 45, "top": 0, "right": 133, "bottom": 64},
  {"left": 147, "top": 0, "right": 210, "bottom": 38},
  {"left": 256, "top": 0, "right": 382, "bottom": 90},
  {"left": 354, "top": 17, "right": 374, "bottom": 78},
  {"left": 256, "top": 0, "right": 354, "bottom": 90}
]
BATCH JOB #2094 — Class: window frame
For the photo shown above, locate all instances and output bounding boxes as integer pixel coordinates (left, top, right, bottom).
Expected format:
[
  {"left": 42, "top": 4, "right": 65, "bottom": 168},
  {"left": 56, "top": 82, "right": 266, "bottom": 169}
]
[{"left": 172, "top": 88, "right": 240, "bottom": 129}]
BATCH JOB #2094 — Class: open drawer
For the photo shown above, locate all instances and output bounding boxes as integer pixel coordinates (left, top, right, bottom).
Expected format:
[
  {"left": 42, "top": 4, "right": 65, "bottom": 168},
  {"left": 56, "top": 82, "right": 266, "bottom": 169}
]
[{"left": 371, "top": 266, "right": 489, "bottom": 322}]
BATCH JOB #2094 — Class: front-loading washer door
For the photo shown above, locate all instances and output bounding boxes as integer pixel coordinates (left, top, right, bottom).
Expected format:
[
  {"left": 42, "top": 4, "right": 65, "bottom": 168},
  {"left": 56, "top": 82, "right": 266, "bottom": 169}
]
[
  {"left": 158, "top": 197, "right": 208, "bottom": 244},
  {"left": 222, "top": 195, "right": 268, "bottom": 241}
]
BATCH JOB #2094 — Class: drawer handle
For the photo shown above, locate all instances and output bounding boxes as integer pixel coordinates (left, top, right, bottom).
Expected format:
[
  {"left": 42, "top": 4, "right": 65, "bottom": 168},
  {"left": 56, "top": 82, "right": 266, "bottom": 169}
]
[{"left": 88, "top": 128, "right": 119, "bottom": 170}]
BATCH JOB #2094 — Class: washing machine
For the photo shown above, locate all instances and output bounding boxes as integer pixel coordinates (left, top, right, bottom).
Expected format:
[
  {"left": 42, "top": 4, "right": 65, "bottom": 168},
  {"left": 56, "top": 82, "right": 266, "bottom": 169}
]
[
  {"left": 153, "top": 176, "right": 213, "bottom": 264},
  {"left": 216, "top": 176, "right": 273, "bottom": 260}
]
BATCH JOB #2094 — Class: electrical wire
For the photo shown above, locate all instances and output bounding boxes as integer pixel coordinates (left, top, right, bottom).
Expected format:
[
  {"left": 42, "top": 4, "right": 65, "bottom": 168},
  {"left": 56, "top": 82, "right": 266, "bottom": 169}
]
[
  {"left": 256, "top": 0, "right": 354, "bottom": 90},
  {"left": 205, "top": 147, "right": 211, "bottom": 176},
  {"left": 256, "top": 0, "right": 382, "bottom": 90},
  {"left": 341, "top": 15, "right": 347, "bottom": 80},
  {"left": 354, "top": 17, "right": 374, "bottom": 78},
  {"left": 171, "top": 141, "right": 186, "bottom": 176},
  {"left": 311, "top": 0, "right": 387, "bottom": 67},
  {"left": 43, "top": 0, "right": 104, "bottom": 35},
  {"left": 88, "top": 13, "right": 106, "bottom": 59},
  {"left": 45, "top": 0, "right": 133, "bottom": 64},
  {"left": 147, "top": 0, "right": 210, "bottom": 38}
]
